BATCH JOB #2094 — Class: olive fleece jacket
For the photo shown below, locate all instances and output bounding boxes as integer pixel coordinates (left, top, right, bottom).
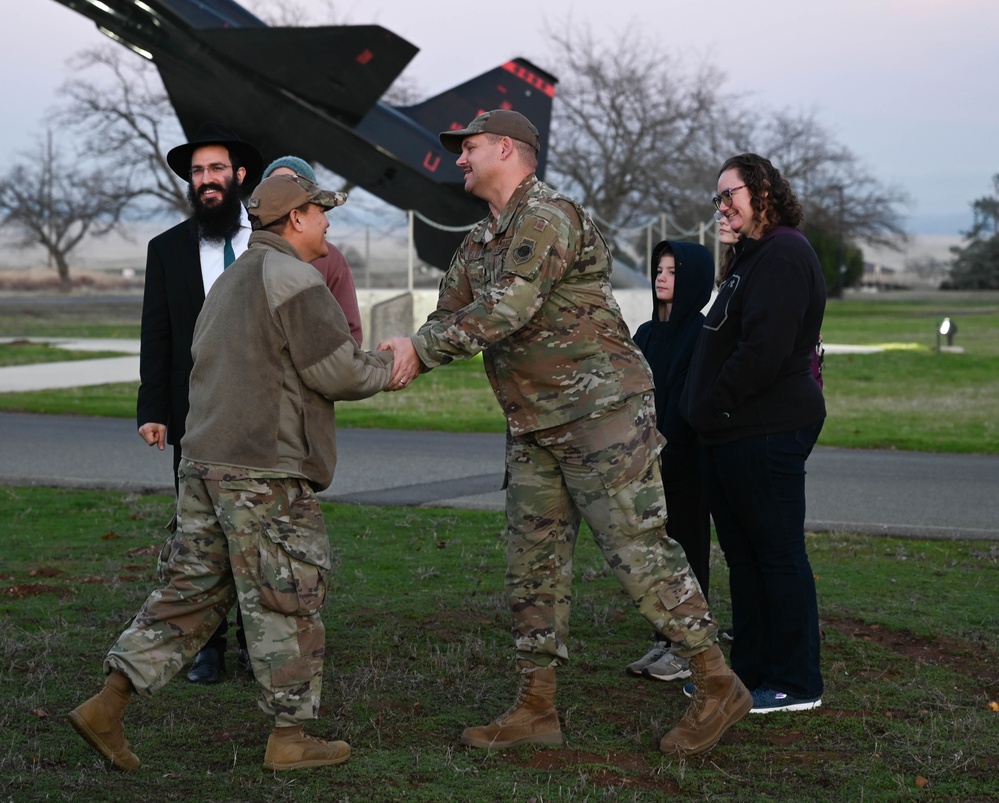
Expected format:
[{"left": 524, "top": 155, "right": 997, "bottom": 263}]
[{"left": 182, "top": 231, "right": 392, "bottom": 490}]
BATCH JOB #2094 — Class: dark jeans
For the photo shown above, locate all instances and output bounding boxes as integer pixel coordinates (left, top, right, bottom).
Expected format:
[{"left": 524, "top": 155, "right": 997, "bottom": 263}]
[
  {"left": 701, "top": 422, "right": 824, "bottom": 699},
  {"left": 664, "top": 481, "right": 711, "bottom": 602}
]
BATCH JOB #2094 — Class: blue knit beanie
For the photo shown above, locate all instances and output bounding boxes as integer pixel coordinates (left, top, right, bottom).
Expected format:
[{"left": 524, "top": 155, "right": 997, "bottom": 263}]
[{"left": 262, "top": 155, "right": 318, "bottom": 183}]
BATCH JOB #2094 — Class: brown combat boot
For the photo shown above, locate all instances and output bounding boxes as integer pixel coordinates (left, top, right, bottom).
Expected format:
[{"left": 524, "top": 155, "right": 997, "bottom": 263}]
[
  {"left": 263, "top": 725, "right": 351, "bottom": 771},
  {"left": 459, "top": 661, "right": 562, "bottom": 749},
  {"left": 659, "top": 643, "right": 752, "bottom": 757},
  {"left": 67, "top": 671, "right": 140, "bottom": 771}
]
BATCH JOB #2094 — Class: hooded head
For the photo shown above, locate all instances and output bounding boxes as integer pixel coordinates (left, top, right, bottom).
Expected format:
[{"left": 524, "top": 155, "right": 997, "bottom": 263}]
[{"left": 648, "top": 240, "right": 714, "bottom": 328}]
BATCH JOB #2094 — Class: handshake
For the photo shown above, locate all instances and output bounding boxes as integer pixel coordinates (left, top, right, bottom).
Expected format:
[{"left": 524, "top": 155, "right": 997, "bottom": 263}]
[{"left": 377, "top": 336, "right": 421, "bottom": 392}]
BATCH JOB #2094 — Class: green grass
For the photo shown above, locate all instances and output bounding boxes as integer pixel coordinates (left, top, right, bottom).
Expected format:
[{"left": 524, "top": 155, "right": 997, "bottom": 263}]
[
  {"left": 337, "top": 356, "right": 505, "bottom": 432},
  {"left": 0, "top": 341, "right": 130, "bottom": 367},
  {"left": 0, "top": 382, "right": 141, "bottom": 418},
  {"left": 817, "top": 296, "right": 999, "bottom": 453},
  {"left": 822, "top": 350, "right": 999, "bottom": 452},
  {"left": 0, "top": 295, "right": 997, "bottom": 451},
  {"left": 2, "top": 486, "right": 997, "bottom": 802}
]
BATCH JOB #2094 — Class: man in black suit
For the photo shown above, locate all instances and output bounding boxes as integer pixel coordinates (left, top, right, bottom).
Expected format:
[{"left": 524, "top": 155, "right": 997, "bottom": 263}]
[{"left": 136, "top": 122, "right": 263, "bottom": 684}]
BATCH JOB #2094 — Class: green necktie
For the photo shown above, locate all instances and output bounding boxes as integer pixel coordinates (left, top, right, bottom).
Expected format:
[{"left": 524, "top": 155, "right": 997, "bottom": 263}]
[{"left": 223, "top": 236, "right": 235, "bottom": 269}]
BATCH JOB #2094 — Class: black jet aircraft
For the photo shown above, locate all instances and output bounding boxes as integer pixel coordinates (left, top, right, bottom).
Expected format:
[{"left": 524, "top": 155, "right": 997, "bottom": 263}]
[{"left": 51, "top": 0, "right": 558, "bottom": 269}]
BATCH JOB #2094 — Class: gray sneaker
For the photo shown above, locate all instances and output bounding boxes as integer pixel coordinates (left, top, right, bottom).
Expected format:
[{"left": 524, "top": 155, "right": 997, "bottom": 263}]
[
  {"left": 626, "top": 642, "right": 671, "bottom": 676},
  {"left": 642, "top": 647, "right": 692, "bottom": 682}
]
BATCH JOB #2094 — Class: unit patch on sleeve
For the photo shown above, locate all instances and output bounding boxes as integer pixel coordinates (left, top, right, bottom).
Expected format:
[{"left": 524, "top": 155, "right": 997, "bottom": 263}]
[{"left": 513, "top": 239, "right": 536, "bottom": 265}]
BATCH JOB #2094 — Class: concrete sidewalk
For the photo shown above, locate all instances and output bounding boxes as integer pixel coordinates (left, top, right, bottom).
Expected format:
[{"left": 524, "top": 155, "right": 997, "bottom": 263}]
[
  {"left": 0, "top": 338, "right": 140, "bottom": 392},
  {"left": 0, "top": 337, "right": 888, "bottom": 393}
]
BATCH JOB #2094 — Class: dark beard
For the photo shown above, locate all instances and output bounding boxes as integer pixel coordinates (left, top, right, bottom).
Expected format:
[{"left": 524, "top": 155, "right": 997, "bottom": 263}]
[{"left": 188, "top": 174, "right": 244, "bottom": 242}]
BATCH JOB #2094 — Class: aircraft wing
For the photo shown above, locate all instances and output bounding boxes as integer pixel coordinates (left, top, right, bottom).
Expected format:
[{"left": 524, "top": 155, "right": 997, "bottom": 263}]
[{"left": 195, "top": 26, "right": 418, "bottom": 125}]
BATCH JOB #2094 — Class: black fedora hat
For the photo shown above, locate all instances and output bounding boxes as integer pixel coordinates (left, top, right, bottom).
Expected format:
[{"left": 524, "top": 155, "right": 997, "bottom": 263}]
[{"left": 166, "top": 122, "right": 264, "bottom": 186}]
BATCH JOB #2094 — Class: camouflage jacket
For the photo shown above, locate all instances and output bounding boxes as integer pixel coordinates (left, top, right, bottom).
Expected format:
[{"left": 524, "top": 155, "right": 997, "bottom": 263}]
[{"left": 412, "top": 175, "right": 653, "bottom": 435}]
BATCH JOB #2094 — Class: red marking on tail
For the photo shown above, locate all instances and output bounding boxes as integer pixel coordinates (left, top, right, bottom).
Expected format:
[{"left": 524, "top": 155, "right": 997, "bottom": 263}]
[{"left": 502, "top": 62, "right": 556, "bottom": 97}]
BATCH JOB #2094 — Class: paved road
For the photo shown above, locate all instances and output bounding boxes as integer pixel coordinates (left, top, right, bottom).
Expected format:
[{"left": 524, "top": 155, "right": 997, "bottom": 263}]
[{"left": 1, "top": 412, "right": 996, "bottom": 540}]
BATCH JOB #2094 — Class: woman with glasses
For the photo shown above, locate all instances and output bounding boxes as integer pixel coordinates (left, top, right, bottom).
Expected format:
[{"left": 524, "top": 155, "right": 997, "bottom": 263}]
[{"left": 682, "top": 153, "right": 826, "bottom": 714}]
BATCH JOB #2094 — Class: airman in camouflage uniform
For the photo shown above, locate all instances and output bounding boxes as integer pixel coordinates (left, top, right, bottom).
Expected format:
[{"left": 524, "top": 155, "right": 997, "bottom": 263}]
[
  {"left": 68, "top": 174, "right": 393, "bottom": 773},
  {"left": 379, "top": 109, "right": 752, "bottom": 757}
]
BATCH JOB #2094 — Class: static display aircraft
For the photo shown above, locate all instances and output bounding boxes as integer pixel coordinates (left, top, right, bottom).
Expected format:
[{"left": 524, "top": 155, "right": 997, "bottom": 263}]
[{"left": 51, "top": 0, "right": 558, "bottom": 269}]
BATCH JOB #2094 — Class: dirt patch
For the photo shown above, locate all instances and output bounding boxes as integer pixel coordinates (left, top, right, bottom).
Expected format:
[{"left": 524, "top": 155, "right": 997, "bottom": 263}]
[
  {"left": 29, "top": 566, "right": 62, "bottom": 578},
  {"left": 824, "top": 615, "right": 999, "bottom": 691}
]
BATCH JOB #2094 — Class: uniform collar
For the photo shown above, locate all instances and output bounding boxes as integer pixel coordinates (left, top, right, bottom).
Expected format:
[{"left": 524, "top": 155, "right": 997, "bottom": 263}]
[{"left": 474, "top": 174, "right": 540, "bottom": 244}]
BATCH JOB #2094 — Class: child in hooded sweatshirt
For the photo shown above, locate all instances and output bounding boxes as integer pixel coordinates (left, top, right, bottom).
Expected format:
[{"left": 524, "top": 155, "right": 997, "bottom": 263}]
[{"left": 626, "top": 240, "right": 715, "bottom": 682}]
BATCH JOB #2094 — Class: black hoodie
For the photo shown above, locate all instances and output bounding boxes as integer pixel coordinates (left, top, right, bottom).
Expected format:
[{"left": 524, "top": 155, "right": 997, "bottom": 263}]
[{"left": 632, "top": 240, "right": 714, "bottom": 489}]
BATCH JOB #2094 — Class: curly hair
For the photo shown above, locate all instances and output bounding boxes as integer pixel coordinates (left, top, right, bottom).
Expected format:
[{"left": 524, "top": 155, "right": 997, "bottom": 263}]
[{"left": 718, "top": 153, "right": 802, "bottom": 236}]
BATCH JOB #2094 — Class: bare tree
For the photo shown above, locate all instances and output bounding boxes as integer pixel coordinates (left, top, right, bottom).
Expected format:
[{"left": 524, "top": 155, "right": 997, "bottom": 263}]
[
  {"left": 0, "top": 133, "right": 130, "bottom": 290},
  {"left": 244, "top": 0, "right": 341, "bottom": 26},
  {"left": 746, "top": 108, "right": 909, "bottom": 249},
  {"left": 546, "top": 26, "right": 728, "bottom": 264},
  {"left": 545, "top": 23, "right": 909, "bottom": 278},
  {"left": 908, "top": 255, "right": 950, "bottom": 283},
  {"left": 53, "top": 48, "right": 188, "bottom": 218}
]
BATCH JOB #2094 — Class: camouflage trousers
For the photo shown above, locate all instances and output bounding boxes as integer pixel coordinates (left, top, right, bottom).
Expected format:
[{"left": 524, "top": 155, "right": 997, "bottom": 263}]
[
  {"left": 105, "top": 460, "right": 331, "bottom": 727},
  {"left": 505, "top": 392, "right": 716, "bottom": 667}
]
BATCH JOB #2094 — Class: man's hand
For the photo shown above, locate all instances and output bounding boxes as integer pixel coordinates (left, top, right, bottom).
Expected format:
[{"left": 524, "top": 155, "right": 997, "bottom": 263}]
[
  {"left": 377, "top": 337, "right": 421, "bottom": 391},
  {"left": 138, "top": 423, "right": 167, "bottom": 450}
]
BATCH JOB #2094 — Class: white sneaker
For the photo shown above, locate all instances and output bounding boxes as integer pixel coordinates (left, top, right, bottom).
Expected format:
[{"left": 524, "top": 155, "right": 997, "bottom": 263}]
[
  {"left": 626, "top": 642, "right": 671, "bottom": 676},
  {"left": 642, "top": 647, "right": 691, "bottom": 682}
]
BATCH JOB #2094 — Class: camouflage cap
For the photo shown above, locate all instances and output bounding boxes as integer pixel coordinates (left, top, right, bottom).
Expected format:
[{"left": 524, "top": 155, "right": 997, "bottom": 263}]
[
  {"left": 439, "top": 109, "right": 540, "bottom": 154},
  {"left": 246, "top": 175, "right": 347, "bottom": 230}
]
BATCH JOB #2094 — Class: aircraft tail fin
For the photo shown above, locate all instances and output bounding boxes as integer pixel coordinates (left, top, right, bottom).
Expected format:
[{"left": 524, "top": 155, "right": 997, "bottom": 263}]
[
  {"left": 398, "top": 58, "right": 558, "bottom": 177},
  {"left": 194, "top": 25, "right": 419, "bottom": 123}
]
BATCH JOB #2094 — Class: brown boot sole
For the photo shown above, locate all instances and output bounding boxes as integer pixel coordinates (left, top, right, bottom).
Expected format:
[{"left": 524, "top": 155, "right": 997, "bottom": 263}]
[
  {"left": 67, "top": 710, "right": 140, "bottom": 771},
  {"left": 459, "top": 730, "right": 563, "bottom": 749},
  {"left": 263, "top": 745, "right": 351, "bottom": 771}
]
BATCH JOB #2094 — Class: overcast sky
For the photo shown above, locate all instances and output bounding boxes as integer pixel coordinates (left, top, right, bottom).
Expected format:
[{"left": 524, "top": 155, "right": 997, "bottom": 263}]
[{"left": 3, "top": 0, "right": 996, "bottom": 237}]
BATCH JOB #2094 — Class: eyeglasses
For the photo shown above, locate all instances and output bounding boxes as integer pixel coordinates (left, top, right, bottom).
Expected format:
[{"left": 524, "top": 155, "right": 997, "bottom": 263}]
[
  {"left": 712, "top": 184, "right": 746, "bottom": 211},
  {"left": 189, "top": 163, "right": 232, "bottom": 179}
]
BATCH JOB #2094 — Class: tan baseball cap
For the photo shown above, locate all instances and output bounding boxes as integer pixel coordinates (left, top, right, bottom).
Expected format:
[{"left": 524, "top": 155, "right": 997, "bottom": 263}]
[
  {"left": 246, "top": 175, "right": 347, "bottom": 229},
  {"left": 439, "top": 109, "right": 540, "bottom": 154}
]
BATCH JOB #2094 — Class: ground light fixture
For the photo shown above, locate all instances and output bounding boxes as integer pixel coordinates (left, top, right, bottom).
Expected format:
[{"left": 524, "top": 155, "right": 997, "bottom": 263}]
[{"left": 937, "top": 317, "right": 958, "bottom": 352}]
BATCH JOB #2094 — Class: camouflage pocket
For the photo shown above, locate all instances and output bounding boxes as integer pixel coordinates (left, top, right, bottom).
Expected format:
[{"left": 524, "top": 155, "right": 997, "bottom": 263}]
[
  {"left": 602, "top": 454, "right": 667, "bottom": 536},
  {"left": 155, "top": 534, "right": 174, "bottom": 584},
  {"left": 154, "top": 511, "right": 179, "bottom": 583},
  {"left": 257, "top": 534, "right": 328, "bottom": 616},
  {"left": 215, "top": 477, "right": 331, "bottom": 616}
]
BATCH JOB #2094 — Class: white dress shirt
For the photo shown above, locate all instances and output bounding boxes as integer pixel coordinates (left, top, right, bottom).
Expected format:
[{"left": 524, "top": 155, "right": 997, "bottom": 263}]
[{"left": 199, "top": 205, "right": 252, "bottom": 296}]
